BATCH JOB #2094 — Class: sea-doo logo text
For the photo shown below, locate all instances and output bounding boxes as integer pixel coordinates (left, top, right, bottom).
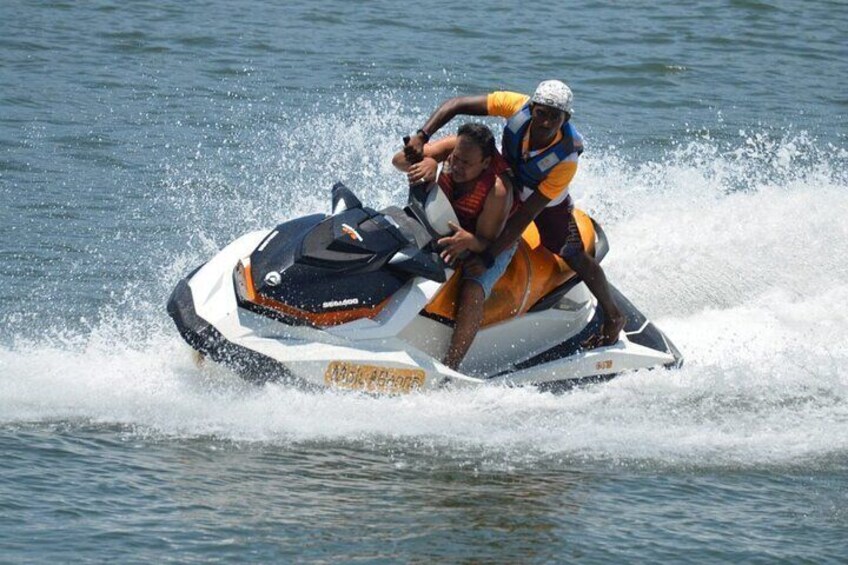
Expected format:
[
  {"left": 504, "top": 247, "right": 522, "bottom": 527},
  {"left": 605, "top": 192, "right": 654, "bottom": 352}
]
[{"left": 322, "top": 298, "right": 360, "bottom": 309}]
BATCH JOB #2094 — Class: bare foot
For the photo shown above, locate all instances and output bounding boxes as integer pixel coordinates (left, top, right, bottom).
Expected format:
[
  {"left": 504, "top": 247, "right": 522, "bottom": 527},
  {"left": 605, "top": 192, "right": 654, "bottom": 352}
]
[
  {"left": 601, "top": 314, "right": 626, "bottom": 346},
  {"left": 580, "top": 333, "right": 603, "bottom": 350}
]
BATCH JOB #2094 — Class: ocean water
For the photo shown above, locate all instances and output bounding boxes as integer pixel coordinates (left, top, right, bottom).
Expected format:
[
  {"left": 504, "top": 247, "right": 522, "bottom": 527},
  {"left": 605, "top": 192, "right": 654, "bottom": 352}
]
[{"left": 1, "top": 0, "right": 847, "bottom": 562}]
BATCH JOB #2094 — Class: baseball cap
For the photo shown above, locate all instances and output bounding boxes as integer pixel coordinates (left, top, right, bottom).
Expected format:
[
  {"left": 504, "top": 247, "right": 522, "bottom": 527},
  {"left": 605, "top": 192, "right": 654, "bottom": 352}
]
[{"left": 530, "top": 80, "right": 574, "bottom": 114}]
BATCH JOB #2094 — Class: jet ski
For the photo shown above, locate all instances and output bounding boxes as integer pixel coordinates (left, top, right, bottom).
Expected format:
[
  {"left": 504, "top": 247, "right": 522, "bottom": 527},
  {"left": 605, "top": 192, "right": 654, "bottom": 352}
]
[{"left": 167, "top": 182, "right": 682, "bottom": 394}]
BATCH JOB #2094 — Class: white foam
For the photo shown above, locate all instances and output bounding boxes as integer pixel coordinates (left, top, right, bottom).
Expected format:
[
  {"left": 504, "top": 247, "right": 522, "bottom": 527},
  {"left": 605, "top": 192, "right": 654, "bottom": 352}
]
[{"left": 2, "top": 124, "right": 847, "bottom": 467}]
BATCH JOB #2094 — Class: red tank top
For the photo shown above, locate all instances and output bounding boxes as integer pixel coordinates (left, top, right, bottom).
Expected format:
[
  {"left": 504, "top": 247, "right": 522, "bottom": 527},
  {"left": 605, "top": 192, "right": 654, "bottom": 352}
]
[{"left": 437, "top": 152, "right": 510, "bottom": 233}]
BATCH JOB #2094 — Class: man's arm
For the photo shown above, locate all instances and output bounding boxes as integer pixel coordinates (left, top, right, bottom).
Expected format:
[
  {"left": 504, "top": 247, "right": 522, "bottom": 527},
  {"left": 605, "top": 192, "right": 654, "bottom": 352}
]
[
  {"left": 486, "top": 191, "right": 550, "bottom": 257},
  {"left": 461, "top": 192, "right": 549, "bottom": 276},
  {"left": 392, "top": 136, "right": 457, "bottom": 171},
  {"left": 437, "top": 177, "right": 510, "bottom": 263},
  {"left": 420, "top": 95, "right": 489, "bottom": 137},
  {"left": 486, "top": 159, "right": 577, "bottom": 255},
  {"left": 473, "top": 177, "right": 510, "bottom": 245},
  {"left": 405, "top": 95, "right": 489, "bottom": 162}
]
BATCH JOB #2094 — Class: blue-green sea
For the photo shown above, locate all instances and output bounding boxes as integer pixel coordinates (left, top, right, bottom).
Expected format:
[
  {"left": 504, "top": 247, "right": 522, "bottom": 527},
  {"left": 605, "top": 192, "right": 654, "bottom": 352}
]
[{"left": 2, "top": 1, "right": 847, "bottom": 562}]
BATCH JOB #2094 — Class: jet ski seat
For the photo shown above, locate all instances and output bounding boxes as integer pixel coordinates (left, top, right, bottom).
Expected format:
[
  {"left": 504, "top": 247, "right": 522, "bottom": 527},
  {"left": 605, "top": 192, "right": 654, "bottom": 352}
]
[{"left": 424, "top": 209, "right": 598, "bottom": 327}]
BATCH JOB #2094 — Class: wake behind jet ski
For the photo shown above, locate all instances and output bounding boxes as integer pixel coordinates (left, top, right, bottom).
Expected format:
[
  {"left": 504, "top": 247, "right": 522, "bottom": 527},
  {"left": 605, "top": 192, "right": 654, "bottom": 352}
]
[{"left": 167, "top": 182, "right": 682, "bottom": 394}]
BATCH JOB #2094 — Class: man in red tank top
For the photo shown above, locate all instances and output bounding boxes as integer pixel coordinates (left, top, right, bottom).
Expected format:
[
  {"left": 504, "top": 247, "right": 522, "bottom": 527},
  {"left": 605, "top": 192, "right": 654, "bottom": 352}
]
[{"left": 393, "top": 123, "right": 516, "bottom": 370}]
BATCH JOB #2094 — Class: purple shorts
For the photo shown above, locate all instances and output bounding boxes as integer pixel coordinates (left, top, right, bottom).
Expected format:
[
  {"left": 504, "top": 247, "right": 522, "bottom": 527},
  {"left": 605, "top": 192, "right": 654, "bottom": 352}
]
[{"left": 532, "top": 196, "right": 584, "bottom": 258}]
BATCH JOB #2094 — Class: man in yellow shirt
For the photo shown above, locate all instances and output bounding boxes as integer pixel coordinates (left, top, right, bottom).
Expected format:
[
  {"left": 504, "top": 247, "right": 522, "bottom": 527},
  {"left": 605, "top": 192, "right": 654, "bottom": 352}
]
[{"left": 404, "top": 80, "right": 625, "bottom": 346}]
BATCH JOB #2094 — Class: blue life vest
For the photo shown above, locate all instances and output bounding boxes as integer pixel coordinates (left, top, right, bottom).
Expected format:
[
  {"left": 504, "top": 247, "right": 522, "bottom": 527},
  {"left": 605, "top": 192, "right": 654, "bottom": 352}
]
[{"left": 501, "top": 103, "right": 584, "bottom": 194}]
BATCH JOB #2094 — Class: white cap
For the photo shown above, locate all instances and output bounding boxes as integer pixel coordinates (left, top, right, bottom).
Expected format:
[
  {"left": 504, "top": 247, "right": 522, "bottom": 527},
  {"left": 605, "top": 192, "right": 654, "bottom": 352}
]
[{"left": 530, "top": 80, "right": 574, "bottom": 114}]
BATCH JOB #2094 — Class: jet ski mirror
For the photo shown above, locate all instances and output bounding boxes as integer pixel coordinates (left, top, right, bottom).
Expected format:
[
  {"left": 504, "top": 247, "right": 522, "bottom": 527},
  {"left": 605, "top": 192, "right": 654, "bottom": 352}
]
[
  {"left": 331, "top": 182, "right": 363, "bottom": 215},
  {"left": 406, "top": 181, "right": 460, "bottom": 239},
  {"left": 423, "top": 183, "right": 459, "bottom": 237}
]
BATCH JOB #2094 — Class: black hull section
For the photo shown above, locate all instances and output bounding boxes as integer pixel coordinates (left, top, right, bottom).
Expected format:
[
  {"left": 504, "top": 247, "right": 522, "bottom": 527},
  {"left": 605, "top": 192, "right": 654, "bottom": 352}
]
[
  {"left": 167, "top": 275, "right": 309, "bottom": 386},
  {"left": 535, "top": 373, "right": 620, "bottom": 394}
]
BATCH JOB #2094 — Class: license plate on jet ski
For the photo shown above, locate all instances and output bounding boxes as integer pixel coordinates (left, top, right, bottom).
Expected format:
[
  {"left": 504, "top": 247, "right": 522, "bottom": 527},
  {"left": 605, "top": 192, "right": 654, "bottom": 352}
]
[{"left": 324, "top": 361, "right": 426, "bottom": 394}]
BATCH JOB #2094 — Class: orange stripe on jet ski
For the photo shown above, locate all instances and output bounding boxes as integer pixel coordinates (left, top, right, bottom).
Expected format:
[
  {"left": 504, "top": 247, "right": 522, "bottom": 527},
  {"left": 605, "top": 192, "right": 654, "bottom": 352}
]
[{"left": 240, "top": 262, "right": 388, "bottom": 327}]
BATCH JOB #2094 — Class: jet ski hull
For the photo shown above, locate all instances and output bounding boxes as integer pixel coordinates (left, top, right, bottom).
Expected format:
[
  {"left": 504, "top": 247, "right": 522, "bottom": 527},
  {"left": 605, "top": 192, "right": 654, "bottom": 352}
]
[
  {"left": 168, "top": 233, "right": 681, "bottom": 393},
  {"left": 167, "top": 184, "right": 682, "bottom": 393}
]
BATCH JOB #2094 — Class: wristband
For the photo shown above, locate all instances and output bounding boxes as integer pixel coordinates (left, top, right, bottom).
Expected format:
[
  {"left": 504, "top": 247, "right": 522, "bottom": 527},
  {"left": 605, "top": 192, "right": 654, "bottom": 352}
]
[
  {"left": 479, "top": 250, "right": 495, "bottom": 269},
  {"left": 416, "top": 128, "right": 431, "bottom": 143}
]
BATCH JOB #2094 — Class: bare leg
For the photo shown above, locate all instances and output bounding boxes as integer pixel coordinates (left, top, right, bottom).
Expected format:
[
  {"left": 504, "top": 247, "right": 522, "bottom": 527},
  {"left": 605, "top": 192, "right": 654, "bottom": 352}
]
[
  {"left": 443, "top": 281, "right": 485, "bottom": 370},
  {"left": 564, "top": 251, "right": 625, "bottom": 345}
]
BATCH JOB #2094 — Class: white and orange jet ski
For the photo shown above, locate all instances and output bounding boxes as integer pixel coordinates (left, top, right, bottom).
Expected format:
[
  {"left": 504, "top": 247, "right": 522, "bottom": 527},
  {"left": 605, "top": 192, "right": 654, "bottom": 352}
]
[{"left": 168, "top": 182, "right": 682, "bottom": 394}]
